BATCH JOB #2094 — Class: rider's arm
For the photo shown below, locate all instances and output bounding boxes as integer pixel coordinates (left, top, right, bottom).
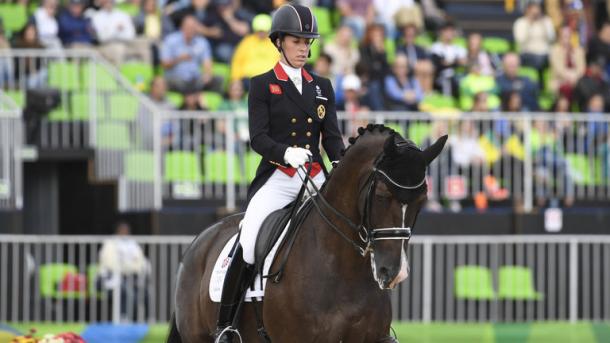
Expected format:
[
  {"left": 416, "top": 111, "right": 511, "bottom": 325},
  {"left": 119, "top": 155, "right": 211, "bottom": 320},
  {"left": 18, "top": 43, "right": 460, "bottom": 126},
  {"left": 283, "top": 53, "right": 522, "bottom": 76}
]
[
  {"left": 319, "top": 77, "right": 345, "bottom": 164},
  {"left": 248, "top": 75, "right": 290, "bottom": 166}
]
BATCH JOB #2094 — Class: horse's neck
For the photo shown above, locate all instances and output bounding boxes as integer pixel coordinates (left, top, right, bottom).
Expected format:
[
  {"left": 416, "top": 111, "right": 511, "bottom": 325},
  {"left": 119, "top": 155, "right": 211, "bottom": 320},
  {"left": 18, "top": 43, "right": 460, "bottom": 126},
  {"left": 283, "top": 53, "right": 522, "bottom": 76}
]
[{"left": 307, "top": 135, "right": 385, "bottom": 271}]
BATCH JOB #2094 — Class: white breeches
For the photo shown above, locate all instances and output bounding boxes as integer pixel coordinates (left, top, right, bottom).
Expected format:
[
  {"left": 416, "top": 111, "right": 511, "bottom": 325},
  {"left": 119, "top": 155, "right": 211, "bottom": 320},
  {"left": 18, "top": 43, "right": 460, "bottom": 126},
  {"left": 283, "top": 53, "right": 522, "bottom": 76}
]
[{"left": 239, "top": 168, "right": 325, "bottom": 264}]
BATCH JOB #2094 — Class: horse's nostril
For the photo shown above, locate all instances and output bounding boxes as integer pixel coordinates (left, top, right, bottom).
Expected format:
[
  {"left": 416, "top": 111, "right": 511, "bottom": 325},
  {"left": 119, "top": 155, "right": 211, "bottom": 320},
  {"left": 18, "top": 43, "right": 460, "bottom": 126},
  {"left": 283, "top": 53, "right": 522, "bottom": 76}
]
[{"left": 379, "top": 267, "right": 389, "bottom": 277}]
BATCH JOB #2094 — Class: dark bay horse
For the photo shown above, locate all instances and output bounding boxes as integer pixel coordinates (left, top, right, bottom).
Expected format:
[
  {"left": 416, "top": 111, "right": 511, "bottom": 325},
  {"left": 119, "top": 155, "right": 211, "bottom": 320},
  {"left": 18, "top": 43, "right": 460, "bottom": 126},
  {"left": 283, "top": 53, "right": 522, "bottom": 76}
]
[{"left": 168, "top": 124, "right": 448, "bottom": 342}]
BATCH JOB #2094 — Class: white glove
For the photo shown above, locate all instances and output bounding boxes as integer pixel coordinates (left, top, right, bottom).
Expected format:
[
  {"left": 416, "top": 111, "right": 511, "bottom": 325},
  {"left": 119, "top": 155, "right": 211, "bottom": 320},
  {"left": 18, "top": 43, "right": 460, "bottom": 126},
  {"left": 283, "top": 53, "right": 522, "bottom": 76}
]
[{"left": 283, "top": 147, "right": 312, "bottom": 168}]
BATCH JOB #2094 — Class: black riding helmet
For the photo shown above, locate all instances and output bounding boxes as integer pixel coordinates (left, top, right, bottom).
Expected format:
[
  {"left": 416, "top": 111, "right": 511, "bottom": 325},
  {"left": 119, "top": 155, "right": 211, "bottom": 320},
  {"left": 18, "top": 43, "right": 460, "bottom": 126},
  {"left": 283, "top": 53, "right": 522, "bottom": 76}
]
[{"left": 269, "top": 4, "right": 319, "bottom": 43}]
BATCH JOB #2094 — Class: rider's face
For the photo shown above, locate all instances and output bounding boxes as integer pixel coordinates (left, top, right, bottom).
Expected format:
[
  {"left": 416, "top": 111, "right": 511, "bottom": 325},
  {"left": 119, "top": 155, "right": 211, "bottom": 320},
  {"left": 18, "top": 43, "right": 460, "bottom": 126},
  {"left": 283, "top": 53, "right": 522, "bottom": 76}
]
[{"left": 279, "top": 35, "right": 311, "bottom": 68}]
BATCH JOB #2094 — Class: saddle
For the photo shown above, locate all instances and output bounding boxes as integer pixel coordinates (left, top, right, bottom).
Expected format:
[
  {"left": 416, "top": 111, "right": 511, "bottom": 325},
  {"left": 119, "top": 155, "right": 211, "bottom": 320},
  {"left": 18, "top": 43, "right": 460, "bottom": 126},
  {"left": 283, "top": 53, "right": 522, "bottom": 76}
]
[{"left": 253, "top": 199, "right": 314, "bottom": 277}]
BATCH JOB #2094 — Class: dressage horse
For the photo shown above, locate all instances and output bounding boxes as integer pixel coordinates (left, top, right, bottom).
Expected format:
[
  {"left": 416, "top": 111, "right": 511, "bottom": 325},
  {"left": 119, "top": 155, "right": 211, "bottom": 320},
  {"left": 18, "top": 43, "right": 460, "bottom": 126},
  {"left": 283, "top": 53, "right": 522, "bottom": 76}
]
[{"left": 168, "top": 124, "right": 447, "bottom": 342}]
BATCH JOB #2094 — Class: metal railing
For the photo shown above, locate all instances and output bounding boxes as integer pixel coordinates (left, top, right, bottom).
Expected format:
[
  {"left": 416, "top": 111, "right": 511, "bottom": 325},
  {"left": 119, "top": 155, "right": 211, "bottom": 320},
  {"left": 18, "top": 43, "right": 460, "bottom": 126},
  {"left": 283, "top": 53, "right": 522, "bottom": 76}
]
[
  {"left": 158, "top": 111, "right": 610, "bottom": 211},
  {"left": 0, "top": 50, "right": 162, "bottom": 211},
  {"left": 0, "top": 90, "right": 23, "bottom": 209},
  {"left": 0, "top": 234, "right": 608, "bottom": 324}
]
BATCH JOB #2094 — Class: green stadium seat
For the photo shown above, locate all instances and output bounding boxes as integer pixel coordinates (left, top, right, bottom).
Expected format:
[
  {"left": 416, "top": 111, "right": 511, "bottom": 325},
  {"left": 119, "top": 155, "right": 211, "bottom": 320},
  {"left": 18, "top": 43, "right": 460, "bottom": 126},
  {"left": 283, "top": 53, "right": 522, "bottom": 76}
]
[
  {"left": 165, "top": 151, "right": 202, "bottom": 183},
  {"left": 212, "top": 62, "right": 231, "bottom": 90},
  {"left": 108, "top": 94, "right": 139, "bottom": 120},
  {"left": 415, "top": 34, "right": 433, "bottom": 48},
  {"left": 204, "top": 150, "right": 243, "bottom": 183},
  {"left": 167, "top": 92, "right": 184, "bottom": 108},
  {"left": 312, "top": 7, "right": 332, "bottom": 36},
  {"left": 82, "top": 63, "right": 117, "bottom": 90},
  {"left": 518, "top": 66, "right": 539, "bottom": 84},
  {"left": 245, "top": 151, "right": 262, "bottom": 182},
  {"left": 116, "top": 2, "right": 140, "bottom": 17},
  {"left": 454, "top": 265, "right": 496, "bottom": 300},
  {"left": 96, "top": 122, "right": 131, "bottom": 150},
  {"left": 0, "top": 4, "right": 27, "bottom": 37},
  {"left": 120, "top": 62, "right": 154, "bottom": 92},
  {"left": 48, "top": 62, "right": 80, "bottom": 91},
  {"left": 385, "top": 38, "right": 397, "bottom": 64},
  {"left": 71, "top": 92, "right": 105, "bottom": 120},
  {"left": 419, "top": 93, "right": 457, "bottom": 113},
  {"left": 453, "top": 37, "right": 467, "bottom": 48},
  {"left": 497, "top": 266, "right": 543, "bottom": 300},
  {"left": 538, "top": 92, "right": 555, "bottom": 111},
  {"left": 459, "top": 94, "right": 501, "bottom": 111},
  {"left": 202, "top": 91, "right": 223, "bottom": 111},
  {"left": 39, "top": 263, "right": 84, "bottom": 299},
  {"left": 482, "top": 37, "right": 511, "bottom": 54},
  {"left": 47, "top": 108, "right": 71, "bottom": 122},
  {"left": 125, "top": 151, "right": 155, "bottom": 182},
  {"left": 407, "top": 123, "right": 432, "bottom": 147},
  {"left": 385, "top": 123, "right": 405, "bottom": 136},
  {"left": 87, "top": 264, "right": 102, "bottom": 298},
  {"left": 565, "top": 154, "right": 603, "bottom": 186},
  {"left": 308, "top": 39, "right": 321, "bottom": 63},
  {"left": 3, "top": 90, "right": 24, "bottom": 108}
]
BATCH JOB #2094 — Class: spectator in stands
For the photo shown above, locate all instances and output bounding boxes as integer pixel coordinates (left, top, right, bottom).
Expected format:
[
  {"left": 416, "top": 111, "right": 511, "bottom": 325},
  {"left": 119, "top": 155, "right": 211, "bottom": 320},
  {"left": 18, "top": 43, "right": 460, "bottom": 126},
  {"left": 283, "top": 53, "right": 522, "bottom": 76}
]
[
  {"left": 99, "top": 221, "right": 149, "bottom": 322},
  {"left": 58, "top": 0, "right": 94, "bottom": 48},
  {"left": 148, "top": 76, "right": 174, "bottom": 109},
  {"left": 496, "top": 53, "right": 539, "bottom": 111},
  {"left": 466, "top": 32, "right": 495, "bottom": 76},
  {"left": 0, "top": 19, "right": 13, "bottom": 89},
  {"left": 384, "top": 54, "right": 423, "bottom": 111},
  {"left": 340, "top": 74, "right": 369, "bottom": 136},
  {"left": 161, "top": 15, "right": 222, "bottom": 93},
  {"left": 199, "top": 0, "right": 250, "bottom": 63},
  {"left": 513, "top": 1, "right": 555, "bottom": 73},
  {"left": 414, "top": 59, "right": 436, "bottom": 96},
  {"left": 135, "top": 0, "right": 162, "bottom": 42},
  {"left": 358, "top": 23, "right": 388, "bottom": 110},
  {"left": 396, "top": 23, "right": 429, "bottom": 70},
  {"left": 501, "top": 91, "right": 524, "bottom": 112},
  {"left": 312, "top": 53, "right": 334, "bottom": 82},
  {"left": 230, "top": 14, "right": 278, "bottom": 90},
  {"left": 549, "top": 26, "right": 585, "bottom": 102},
  {"left": 587, "top": 21, "right": 610, "bottom": 74},
  {"left": 471, "top": 91, "right": 491, "bottom": 112},
  {"left": 33, "top": 0, "right": 62, "bottom": 49},
  {"left": 180, "top": 88, "right": 206, "bottom": 111},
  {"left": 374, "top": 0, "right": 422, "bottom": 38},
  {"left": 573, "top": 57, "right": 610, "bottom": 111},
  {"left": 354, "top": 60, "right": 383, "bottom": 110},
  {"left": 167, "top": 0, "right": 221, "bottom": 38},
  {"left": 554, "top": 95, "right": 571, "bottom": 112},
  {"left": 11, "top": 23, "right": 46, "bottom": 88},
  {"left": 92, "top": 0, "right": 151, "bottom": 65},
  {"left": 337, "top": 0, "right": 375, "bottom": 40},
  {"left": 586, "top": 93, "right": 608, "bottom": 141},
  {"left": 420, "top": 0, "right": 446, "bottom": 30},
  {"left": 430, "top": 21, "right": 467, "bottom": 97},
  {"left": 460, "top": 63, "right": 497, "bottom": 109},
  {"left": 324, "top": 24, "right": 360, "bottom": 78}
]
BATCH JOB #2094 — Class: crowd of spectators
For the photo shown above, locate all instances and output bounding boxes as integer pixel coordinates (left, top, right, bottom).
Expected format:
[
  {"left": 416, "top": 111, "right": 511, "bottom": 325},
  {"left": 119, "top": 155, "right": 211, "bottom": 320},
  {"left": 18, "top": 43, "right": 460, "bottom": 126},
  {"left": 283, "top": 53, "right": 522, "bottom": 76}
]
[{"left": 2, "top": 0, "right": 610, "bottom": 114}]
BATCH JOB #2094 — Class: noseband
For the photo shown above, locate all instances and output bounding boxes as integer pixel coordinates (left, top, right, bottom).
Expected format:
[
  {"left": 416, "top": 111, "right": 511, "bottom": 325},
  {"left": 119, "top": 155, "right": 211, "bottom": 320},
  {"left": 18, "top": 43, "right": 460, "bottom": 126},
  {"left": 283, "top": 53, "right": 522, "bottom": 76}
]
[{"left": 298, "top": 152, "right": 424, "bottom": 257}]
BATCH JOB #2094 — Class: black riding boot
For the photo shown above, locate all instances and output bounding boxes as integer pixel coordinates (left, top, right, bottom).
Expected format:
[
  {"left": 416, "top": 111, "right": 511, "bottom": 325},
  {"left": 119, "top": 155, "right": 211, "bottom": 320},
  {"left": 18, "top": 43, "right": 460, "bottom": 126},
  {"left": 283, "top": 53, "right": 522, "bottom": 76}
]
[{"left": 214, "top": 245, "right": 254, "bottom": 343}]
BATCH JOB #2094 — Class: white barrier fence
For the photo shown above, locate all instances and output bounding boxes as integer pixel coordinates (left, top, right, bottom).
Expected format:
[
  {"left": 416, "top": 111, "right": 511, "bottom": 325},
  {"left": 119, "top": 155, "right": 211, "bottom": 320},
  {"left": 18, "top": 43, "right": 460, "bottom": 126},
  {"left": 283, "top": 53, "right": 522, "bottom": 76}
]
[
  {"left": 0, "top": 234, "right": 609, "bottom": 324},
  {"left": 159, "top": 111, "right": 610, "bottom": 212},
  {"left": 0, "top": 91, "right": 23, "bottom": 209},
  {"left": 1, "top": 50, "right": 162, "bottom": 211}
]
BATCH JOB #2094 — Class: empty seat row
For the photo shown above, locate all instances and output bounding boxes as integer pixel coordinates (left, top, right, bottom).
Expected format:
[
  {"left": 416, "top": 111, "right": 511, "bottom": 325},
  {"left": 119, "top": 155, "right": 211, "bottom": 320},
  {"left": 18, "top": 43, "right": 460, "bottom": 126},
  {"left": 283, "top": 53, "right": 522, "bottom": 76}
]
[{"left": 454, "top": 265, "right": 543, "bottom": 301}]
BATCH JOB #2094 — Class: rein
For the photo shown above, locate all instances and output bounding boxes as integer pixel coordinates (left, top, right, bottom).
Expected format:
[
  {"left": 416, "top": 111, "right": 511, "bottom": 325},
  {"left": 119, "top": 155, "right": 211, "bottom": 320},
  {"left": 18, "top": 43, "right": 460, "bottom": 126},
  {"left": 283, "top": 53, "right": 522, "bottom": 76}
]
[{"left": 296, "top": 156, "right": 421, "bottom": 257}]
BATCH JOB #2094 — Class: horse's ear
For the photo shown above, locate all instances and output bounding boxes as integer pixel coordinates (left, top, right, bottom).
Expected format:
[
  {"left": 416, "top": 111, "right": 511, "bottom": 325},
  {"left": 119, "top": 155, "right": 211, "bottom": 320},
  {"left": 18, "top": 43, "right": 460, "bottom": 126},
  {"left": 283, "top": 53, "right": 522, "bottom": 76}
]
[
  {"left": 384, "top": 133, "right": 398, "bottom": 156},
  {"left": 422, "top": 135, "right": 448, "bottom": 165}
]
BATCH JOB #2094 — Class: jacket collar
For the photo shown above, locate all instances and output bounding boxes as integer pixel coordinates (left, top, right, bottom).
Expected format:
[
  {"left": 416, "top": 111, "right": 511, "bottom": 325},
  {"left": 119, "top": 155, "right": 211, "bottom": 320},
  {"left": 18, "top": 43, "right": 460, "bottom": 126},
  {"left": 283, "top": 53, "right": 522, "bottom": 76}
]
[{"left": 273, "top": 62, "right": 313, "bottom": 83}]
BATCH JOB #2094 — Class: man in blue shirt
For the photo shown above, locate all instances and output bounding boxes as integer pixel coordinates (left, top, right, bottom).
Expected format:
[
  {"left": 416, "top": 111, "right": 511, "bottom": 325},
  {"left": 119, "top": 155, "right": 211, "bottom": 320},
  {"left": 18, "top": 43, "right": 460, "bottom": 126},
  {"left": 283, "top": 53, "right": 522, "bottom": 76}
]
[
  {"left": 496, "top": 53, "right": 539, "bottom": 111},
  {"left": 57, "top": 0, "right": 94, "bottom": 47},
  {"left": 160, "top": 15, "right": 222, "bottom": 93}
]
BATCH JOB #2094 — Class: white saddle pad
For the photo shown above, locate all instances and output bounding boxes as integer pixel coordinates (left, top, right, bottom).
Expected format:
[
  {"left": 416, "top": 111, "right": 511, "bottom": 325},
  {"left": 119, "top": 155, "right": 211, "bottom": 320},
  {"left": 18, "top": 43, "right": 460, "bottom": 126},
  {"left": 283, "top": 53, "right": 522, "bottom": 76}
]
[{"left": 209, "top": 222, "right": 288, "bottom": 302}]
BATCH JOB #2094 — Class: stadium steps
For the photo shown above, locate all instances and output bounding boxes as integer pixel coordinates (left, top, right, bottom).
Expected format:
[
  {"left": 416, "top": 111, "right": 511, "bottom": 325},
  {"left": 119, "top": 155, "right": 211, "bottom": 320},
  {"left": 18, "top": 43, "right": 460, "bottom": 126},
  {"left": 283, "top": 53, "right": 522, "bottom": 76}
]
[{"left": 443, "top": 0, "right": 519, "bottom": 39}]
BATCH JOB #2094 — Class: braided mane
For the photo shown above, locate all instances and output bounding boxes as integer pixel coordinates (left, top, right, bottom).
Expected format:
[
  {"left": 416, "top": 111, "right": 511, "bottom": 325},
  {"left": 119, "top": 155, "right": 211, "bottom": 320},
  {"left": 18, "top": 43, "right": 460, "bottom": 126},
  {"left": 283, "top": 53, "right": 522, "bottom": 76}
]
[{"left": 340, "top": 124, "right": 395, "bottom": 157}]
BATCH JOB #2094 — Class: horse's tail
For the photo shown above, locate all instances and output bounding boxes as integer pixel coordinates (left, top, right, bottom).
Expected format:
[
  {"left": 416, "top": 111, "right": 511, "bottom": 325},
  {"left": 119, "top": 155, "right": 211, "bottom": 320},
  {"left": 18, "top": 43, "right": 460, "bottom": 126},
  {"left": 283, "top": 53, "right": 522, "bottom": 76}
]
[{"left": 166, "top": 312, "right": 182, "bottom": 343}]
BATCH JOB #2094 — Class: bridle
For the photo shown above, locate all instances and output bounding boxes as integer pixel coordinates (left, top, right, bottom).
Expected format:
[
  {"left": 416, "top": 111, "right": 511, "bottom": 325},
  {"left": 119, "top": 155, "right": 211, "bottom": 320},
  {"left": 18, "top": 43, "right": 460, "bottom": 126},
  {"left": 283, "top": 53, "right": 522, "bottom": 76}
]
[{"left": 297, "top": 148, "right": 425, "bottom": 257}]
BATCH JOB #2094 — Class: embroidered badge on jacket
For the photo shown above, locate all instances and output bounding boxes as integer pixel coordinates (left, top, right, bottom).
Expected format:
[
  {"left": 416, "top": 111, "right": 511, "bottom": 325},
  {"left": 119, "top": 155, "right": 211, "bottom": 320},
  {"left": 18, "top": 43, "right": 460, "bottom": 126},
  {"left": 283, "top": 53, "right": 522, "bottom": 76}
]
[
  {"left": 317, "top": 104, "right": 326, "bottom": 119},
  {"left": 269, "top": 84, "right": 282, "bottom": 95},
  {"left": 315, "top": 85, "right": 322, "bottom": 97}
]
